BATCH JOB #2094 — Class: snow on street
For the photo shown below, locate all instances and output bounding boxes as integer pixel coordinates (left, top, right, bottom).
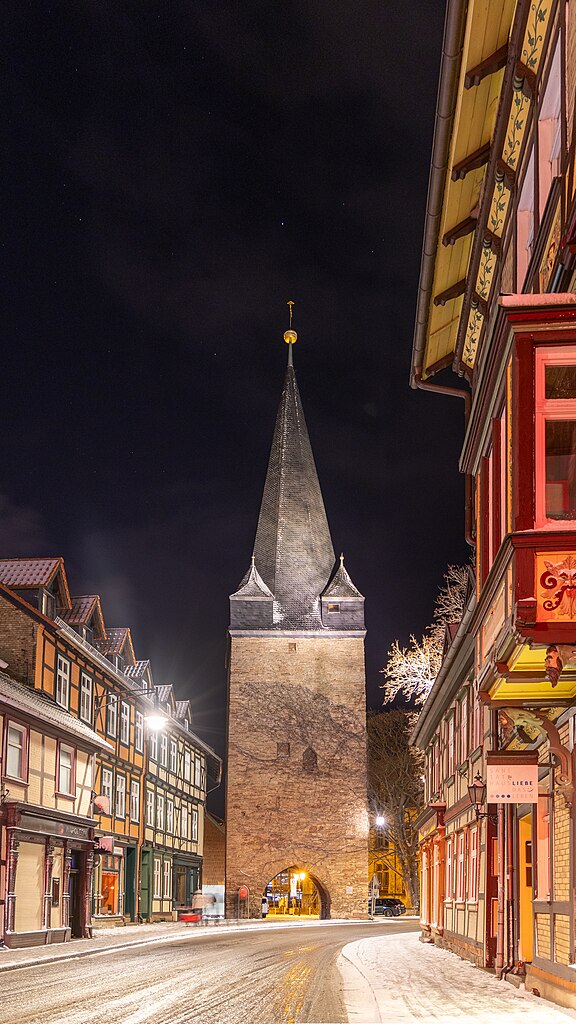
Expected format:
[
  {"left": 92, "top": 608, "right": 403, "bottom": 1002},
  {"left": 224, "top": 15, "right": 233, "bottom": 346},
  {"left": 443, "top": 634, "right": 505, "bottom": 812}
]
[{"left": 340, "top": 930, "right": 576, "bottom": 1023}]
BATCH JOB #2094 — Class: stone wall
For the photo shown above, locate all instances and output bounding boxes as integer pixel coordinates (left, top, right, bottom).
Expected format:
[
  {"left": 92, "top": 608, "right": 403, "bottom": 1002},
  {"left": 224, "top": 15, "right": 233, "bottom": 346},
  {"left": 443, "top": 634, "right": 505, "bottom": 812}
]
[
  {"left": 203, "top": 813, "right": 225, "bottom": 886},
  {"left": 226, "top": 634, "right": 369, "bottom": 919}
]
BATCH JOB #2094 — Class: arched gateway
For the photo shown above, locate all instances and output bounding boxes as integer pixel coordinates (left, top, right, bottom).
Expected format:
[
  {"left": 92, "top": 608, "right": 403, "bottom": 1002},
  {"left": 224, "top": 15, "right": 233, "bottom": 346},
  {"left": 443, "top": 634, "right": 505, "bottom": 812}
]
[
  {"left": 225, "top": 319, "right": 369, "bottom": 920},
  {"left": 264, "top": 867, "right": 330, "bottom": 919}
]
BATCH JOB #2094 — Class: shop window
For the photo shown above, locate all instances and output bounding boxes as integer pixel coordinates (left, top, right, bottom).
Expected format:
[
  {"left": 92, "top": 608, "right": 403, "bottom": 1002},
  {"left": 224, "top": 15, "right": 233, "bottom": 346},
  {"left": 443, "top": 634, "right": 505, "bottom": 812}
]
[
  {"left": 5, "top": 722, "right": 27, "bottom": 781},
  {"left": 80, "top": 673, "right": 93, "bottom": 724},
  {"left": 57, "top": 743, "right": 75, "bottom": 795},
  {"left": 101, "top": 868, "right": 119, "bottom": 915},
  {"left": 535, "top": 348, "right": 576, "bottom": 525},
  {"left": 55, "top": 655, "right": 70, "bottom": 709},
  {"left": 130, "top": 779, "right": 140, "bottom": 822},
  {"left": 135, "top": 711, "right": 144, "bottom": 753},
  {"left": 120, "top": 702, "right": 130, "bottom": 745}
]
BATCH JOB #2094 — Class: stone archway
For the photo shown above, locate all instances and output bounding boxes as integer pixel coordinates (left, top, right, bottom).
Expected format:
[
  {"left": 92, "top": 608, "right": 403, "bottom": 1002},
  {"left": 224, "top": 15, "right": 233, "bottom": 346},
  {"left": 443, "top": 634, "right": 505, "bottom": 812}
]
[{"left": 263, "top": 865, "right": 331, "bottom": 920}]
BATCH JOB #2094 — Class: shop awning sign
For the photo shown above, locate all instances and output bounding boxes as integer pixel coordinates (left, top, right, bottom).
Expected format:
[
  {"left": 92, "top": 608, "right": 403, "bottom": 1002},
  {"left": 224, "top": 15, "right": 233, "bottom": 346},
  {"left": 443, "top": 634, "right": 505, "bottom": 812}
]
[{"left": 486, "top": 758, "right": 539, "bottom": 803}]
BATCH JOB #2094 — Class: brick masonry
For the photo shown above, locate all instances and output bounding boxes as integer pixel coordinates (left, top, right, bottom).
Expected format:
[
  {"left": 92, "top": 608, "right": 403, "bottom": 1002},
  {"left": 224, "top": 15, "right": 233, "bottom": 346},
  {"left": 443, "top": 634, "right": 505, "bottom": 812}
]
[{"left": 225, "top": 634, "right": 369, "bottom": 919}]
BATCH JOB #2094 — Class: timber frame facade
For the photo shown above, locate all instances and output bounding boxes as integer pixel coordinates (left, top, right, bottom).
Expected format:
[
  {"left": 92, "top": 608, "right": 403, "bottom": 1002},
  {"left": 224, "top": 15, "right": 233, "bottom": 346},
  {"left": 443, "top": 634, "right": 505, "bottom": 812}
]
[
  {"left": 0, "top": 558, "right": 221, "bottom": 946},
  {"left": 412, "top": 0, "right": 576, "bottom": 1011}
]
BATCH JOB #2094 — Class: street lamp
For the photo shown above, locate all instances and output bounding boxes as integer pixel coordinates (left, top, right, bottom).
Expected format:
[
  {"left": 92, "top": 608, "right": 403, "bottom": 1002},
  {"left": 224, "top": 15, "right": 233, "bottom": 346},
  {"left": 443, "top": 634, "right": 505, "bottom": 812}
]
[
  {"left": 467, "top": 773, "right": 488, "bottom": 820},
  {"left": 375, "top": 814, "right": 386, "bottom": 828},
  {"left": 94, "top": 688, "right": 167, "bottom": 730}
]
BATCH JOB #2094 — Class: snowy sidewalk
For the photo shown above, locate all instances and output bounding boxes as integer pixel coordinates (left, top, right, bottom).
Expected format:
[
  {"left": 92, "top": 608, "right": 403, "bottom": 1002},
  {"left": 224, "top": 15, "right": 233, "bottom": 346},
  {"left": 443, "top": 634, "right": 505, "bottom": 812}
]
[{"left": 338, "top": 931, "right": 576, "bottom": 1022}]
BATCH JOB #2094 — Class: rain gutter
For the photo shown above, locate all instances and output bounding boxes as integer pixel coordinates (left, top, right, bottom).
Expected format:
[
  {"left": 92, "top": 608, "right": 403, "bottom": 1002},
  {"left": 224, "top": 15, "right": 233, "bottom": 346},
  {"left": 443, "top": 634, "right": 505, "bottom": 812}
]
[{"left": 410, "top": 0, "right": 468, "bottom": 389}]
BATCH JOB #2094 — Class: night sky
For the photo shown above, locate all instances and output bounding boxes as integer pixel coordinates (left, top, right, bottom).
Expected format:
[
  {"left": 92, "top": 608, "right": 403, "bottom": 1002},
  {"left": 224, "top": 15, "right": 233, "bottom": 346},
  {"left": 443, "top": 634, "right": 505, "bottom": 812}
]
[{"left": 4, "top": 2, "right": 469, "bottom": 805}]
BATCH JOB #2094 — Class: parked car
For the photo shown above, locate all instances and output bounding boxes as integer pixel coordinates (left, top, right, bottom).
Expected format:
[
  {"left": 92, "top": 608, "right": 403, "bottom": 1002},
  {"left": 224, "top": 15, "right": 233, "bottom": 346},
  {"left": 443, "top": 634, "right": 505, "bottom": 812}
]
[{"left": 373, "top": 897, "right": 406, "bottom": 917}]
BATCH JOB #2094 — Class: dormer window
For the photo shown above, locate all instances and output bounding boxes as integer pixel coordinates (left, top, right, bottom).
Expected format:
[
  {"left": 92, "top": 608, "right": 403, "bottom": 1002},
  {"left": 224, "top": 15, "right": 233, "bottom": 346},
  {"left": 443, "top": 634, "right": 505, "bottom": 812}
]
[
  {"left": 327, "top": 603, "right": 340, "bottom": 613},
  {"left": 42, "top": 590, "right": 55, "bottom": 619}
]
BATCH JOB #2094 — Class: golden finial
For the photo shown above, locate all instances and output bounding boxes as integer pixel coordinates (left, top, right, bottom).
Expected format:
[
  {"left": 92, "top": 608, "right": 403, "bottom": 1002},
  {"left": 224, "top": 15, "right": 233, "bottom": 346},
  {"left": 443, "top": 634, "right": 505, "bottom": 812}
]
[
  {"left": 284, "top": 300, "right": 297, "bottom": 347},
  {"left": 340, "top": 552, "right": 344, "bottom": 565}
]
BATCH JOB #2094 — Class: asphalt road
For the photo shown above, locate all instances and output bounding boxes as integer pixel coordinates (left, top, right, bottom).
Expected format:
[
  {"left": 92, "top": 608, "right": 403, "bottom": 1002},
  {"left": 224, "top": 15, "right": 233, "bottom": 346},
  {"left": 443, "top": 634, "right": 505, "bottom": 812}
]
[{"left": 0, "top": 919, "right": 419, "bottom": 1024}]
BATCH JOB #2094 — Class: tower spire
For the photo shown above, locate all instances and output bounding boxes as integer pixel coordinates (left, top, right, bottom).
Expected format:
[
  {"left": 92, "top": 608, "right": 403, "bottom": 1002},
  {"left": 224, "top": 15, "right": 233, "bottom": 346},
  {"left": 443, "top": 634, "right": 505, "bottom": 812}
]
[{"left": 284, "top": 300, "right": 297, "bottom": 367}]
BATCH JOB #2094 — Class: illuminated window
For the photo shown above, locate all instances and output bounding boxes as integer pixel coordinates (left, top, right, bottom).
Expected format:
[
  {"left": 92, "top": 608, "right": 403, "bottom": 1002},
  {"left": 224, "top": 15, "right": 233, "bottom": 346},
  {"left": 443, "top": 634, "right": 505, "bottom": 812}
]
[
  {"left": 536, "top": 348, "right": 576, "bottom": 524},
  {"left": 327, "top": 603, "right": 340, "bottom": 613}
]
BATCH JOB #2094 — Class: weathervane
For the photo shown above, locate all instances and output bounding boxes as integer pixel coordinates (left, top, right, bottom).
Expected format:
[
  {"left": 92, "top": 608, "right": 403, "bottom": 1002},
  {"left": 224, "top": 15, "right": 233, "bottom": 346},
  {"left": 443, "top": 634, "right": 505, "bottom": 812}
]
[{"left": 284, "top": 300, "right": 297, "bottom": 364}]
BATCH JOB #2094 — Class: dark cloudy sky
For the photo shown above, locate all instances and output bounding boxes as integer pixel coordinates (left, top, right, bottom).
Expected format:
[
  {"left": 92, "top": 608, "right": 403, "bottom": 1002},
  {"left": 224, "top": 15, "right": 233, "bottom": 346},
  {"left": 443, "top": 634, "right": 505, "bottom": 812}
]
[{"left": 3, "top": 1, "right": 469, "bottom": 800}]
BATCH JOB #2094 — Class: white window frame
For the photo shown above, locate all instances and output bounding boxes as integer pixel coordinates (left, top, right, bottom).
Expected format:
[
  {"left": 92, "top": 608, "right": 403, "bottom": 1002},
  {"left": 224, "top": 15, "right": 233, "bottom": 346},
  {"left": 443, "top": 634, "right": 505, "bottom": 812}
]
[
  {"left": 101, "top": 768, "right": 113, "bottom": 807},
  {"left": 6, "top": 722, "right": 26, "bottom": 780},
  {"left": 156, "top": 793, "right": 165, "bottom": 831},
  {"left": 130, "top": 779, "right": 140, "bottom": 822},
  {"left": 55, "top": 654, "right": 70, "bottom": 709},
  {"left": 153, "top": 857, "right": 162, "bottom": 899},
  {"left": 170, "top": 739, "right": 177, "bottom": 774},
  {"left": 106, "top": 698, "right": 117, "bottom": 739},
  {"left": 146, "top": 788, "right": 155, "bottom": 826},
  {"left": 194, "top": 758, "right": 202, "bottom": 788},
  {"left": 163, "top": 859, "right": 171, "bottom": 899},
  {"left": 80, "top": 672, "right": 93, "bottom": 724},
  {"left": 181, "top": 804, "right": 188, "bottom": 840},
  {"left": 120, "top": 702, "right": 130, "bottom": 745},
  {"left": 166, "top": 799, "right": 174, "bottom": 834},
  {"left": 58, "top": 743, "right": 74, "bottom": 795},
  {"left": 191, "top": 807, "right": 198, "bottom": 842},
  {"left": 115, "top": 774, "right": 126, "bottom": 818},
  {"left": 135, "top": 711, "right": 144, "bottom": 754},
  {"left": 184, "top": 749, "right": 191, "bottom": 782},
  {"left": 160, "top": 734, "right": 168, "bottom": 768},
  {"left": 150, "top": 732, "right": 158, "bottom": 762}
]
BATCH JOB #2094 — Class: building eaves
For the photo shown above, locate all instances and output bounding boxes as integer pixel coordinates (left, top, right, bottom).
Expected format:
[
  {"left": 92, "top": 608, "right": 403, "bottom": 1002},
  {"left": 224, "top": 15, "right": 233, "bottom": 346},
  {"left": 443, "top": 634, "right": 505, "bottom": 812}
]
[{"left": 0, "top": 671, "right": 112, "bottom": 752}]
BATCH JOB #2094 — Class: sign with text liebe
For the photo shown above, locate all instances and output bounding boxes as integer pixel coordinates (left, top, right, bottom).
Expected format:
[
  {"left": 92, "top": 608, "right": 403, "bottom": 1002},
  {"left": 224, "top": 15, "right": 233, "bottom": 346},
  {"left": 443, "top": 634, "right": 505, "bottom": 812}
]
[{"left": 486, "top": 761, "right": 539, "bottom": 803}]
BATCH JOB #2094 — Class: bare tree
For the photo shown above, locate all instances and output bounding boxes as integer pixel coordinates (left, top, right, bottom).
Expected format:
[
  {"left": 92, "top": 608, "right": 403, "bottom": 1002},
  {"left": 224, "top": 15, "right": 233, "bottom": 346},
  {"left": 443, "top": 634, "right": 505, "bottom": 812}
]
[
  {"left": 381, "top": 564, "right": 469, "bottom": 707},
  {"left": 367, "top": 709, "right": 424, "bottom": 910}
]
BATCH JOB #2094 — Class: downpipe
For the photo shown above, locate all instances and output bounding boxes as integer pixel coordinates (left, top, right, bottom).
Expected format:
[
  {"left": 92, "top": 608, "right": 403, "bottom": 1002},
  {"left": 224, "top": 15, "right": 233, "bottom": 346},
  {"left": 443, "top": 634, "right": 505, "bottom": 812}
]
[{"left": 496, "top": 803, "right": 506, "bottom": 978}]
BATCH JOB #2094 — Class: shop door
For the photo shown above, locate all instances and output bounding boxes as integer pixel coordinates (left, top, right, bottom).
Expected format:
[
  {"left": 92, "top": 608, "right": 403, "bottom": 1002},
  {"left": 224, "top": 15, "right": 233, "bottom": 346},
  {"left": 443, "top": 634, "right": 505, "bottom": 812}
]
[
  {"left": 125, "top": 848, "right": 136, "bottom": 921},
  {"left": 69, "top": 861, "right": 82, "bottom": 938},
  {"left": 140, "top": 850, "right": 151, "bottom": 920},
  {"left": 486, "top": 823, "right": 499, "bottom": 967},
  {"left": 518, "top": 814, "right": 534, "bottom": 963}
]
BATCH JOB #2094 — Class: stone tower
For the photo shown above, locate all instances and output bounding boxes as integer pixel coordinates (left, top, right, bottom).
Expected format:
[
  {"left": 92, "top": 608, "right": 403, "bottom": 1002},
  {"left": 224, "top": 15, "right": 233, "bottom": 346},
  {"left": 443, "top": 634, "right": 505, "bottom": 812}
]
[{"left": 225, "top": 321, "right": 368, "bottom": 919}]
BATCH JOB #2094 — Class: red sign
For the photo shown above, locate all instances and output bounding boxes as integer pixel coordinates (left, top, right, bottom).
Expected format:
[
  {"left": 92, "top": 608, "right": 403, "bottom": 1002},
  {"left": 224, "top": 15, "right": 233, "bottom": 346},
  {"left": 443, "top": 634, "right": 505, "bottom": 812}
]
[{"left": 238, "top": 885, "right": 249, "bottom": 899}]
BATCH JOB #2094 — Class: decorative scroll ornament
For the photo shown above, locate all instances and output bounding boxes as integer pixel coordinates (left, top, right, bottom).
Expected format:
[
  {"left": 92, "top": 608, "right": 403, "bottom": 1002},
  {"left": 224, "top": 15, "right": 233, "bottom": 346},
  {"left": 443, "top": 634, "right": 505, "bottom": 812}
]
[{"left": 540, "top": 555, "right": 576, "bottom": 618}]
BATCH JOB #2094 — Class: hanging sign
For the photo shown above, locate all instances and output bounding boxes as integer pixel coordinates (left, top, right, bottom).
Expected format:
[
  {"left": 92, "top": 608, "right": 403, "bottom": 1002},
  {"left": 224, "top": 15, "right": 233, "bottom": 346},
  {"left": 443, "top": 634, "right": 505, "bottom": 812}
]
[{"left": 486, "top": 751, "right": 539, "bottom": 803}]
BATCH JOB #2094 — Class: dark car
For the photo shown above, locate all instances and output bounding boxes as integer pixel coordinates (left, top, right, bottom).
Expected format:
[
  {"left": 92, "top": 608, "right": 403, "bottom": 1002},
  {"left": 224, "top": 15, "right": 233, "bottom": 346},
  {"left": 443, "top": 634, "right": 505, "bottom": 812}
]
[{"left": 373, "top": 897, "right": 406, "bottom": 917}]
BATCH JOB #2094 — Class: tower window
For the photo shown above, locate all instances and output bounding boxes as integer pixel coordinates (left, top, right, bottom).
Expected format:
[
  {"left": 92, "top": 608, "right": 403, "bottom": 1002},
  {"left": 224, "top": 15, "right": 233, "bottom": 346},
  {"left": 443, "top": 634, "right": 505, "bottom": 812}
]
[
  {"left": 277, "top": 742, "right": 290, "bottom": 758},
  {"left": 303, "top": 747, "right": 318, "bottom": 772},
  {"left": 327, "top": 603, "right": 340, "bottom": 613},
  {"left": 288, "top": 642, "right": 297, "bottom": 652}
]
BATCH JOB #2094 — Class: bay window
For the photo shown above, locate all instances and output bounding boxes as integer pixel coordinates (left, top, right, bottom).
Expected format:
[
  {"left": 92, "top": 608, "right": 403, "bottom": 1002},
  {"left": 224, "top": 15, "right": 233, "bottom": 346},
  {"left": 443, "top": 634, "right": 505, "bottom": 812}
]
[{"left": 535, "top": 348, "right": 576, "bottom": 525}]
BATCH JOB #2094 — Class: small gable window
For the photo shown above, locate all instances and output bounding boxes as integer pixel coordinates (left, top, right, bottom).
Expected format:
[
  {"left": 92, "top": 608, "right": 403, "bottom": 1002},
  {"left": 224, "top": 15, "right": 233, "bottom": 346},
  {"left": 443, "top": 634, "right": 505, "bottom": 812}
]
[
  {"left": 327, "top": 603, "right": 340, "bottom": 613},
  {"left": 303, "top": 747, "right": 318, "bottom": 772}
]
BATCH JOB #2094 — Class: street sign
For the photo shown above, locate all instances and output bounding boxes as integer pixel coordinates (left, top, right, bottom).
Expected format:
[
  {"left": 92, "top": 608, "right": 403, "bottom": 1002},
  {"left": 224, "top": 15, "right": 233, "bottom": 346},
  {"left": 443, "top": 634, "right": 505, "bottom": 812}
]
[
  {"left": 238, "top": 885, "right": 249, "bottom": 899},
  {"left": 486, "top": 761, "right": 538, "bottom": 803}
]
